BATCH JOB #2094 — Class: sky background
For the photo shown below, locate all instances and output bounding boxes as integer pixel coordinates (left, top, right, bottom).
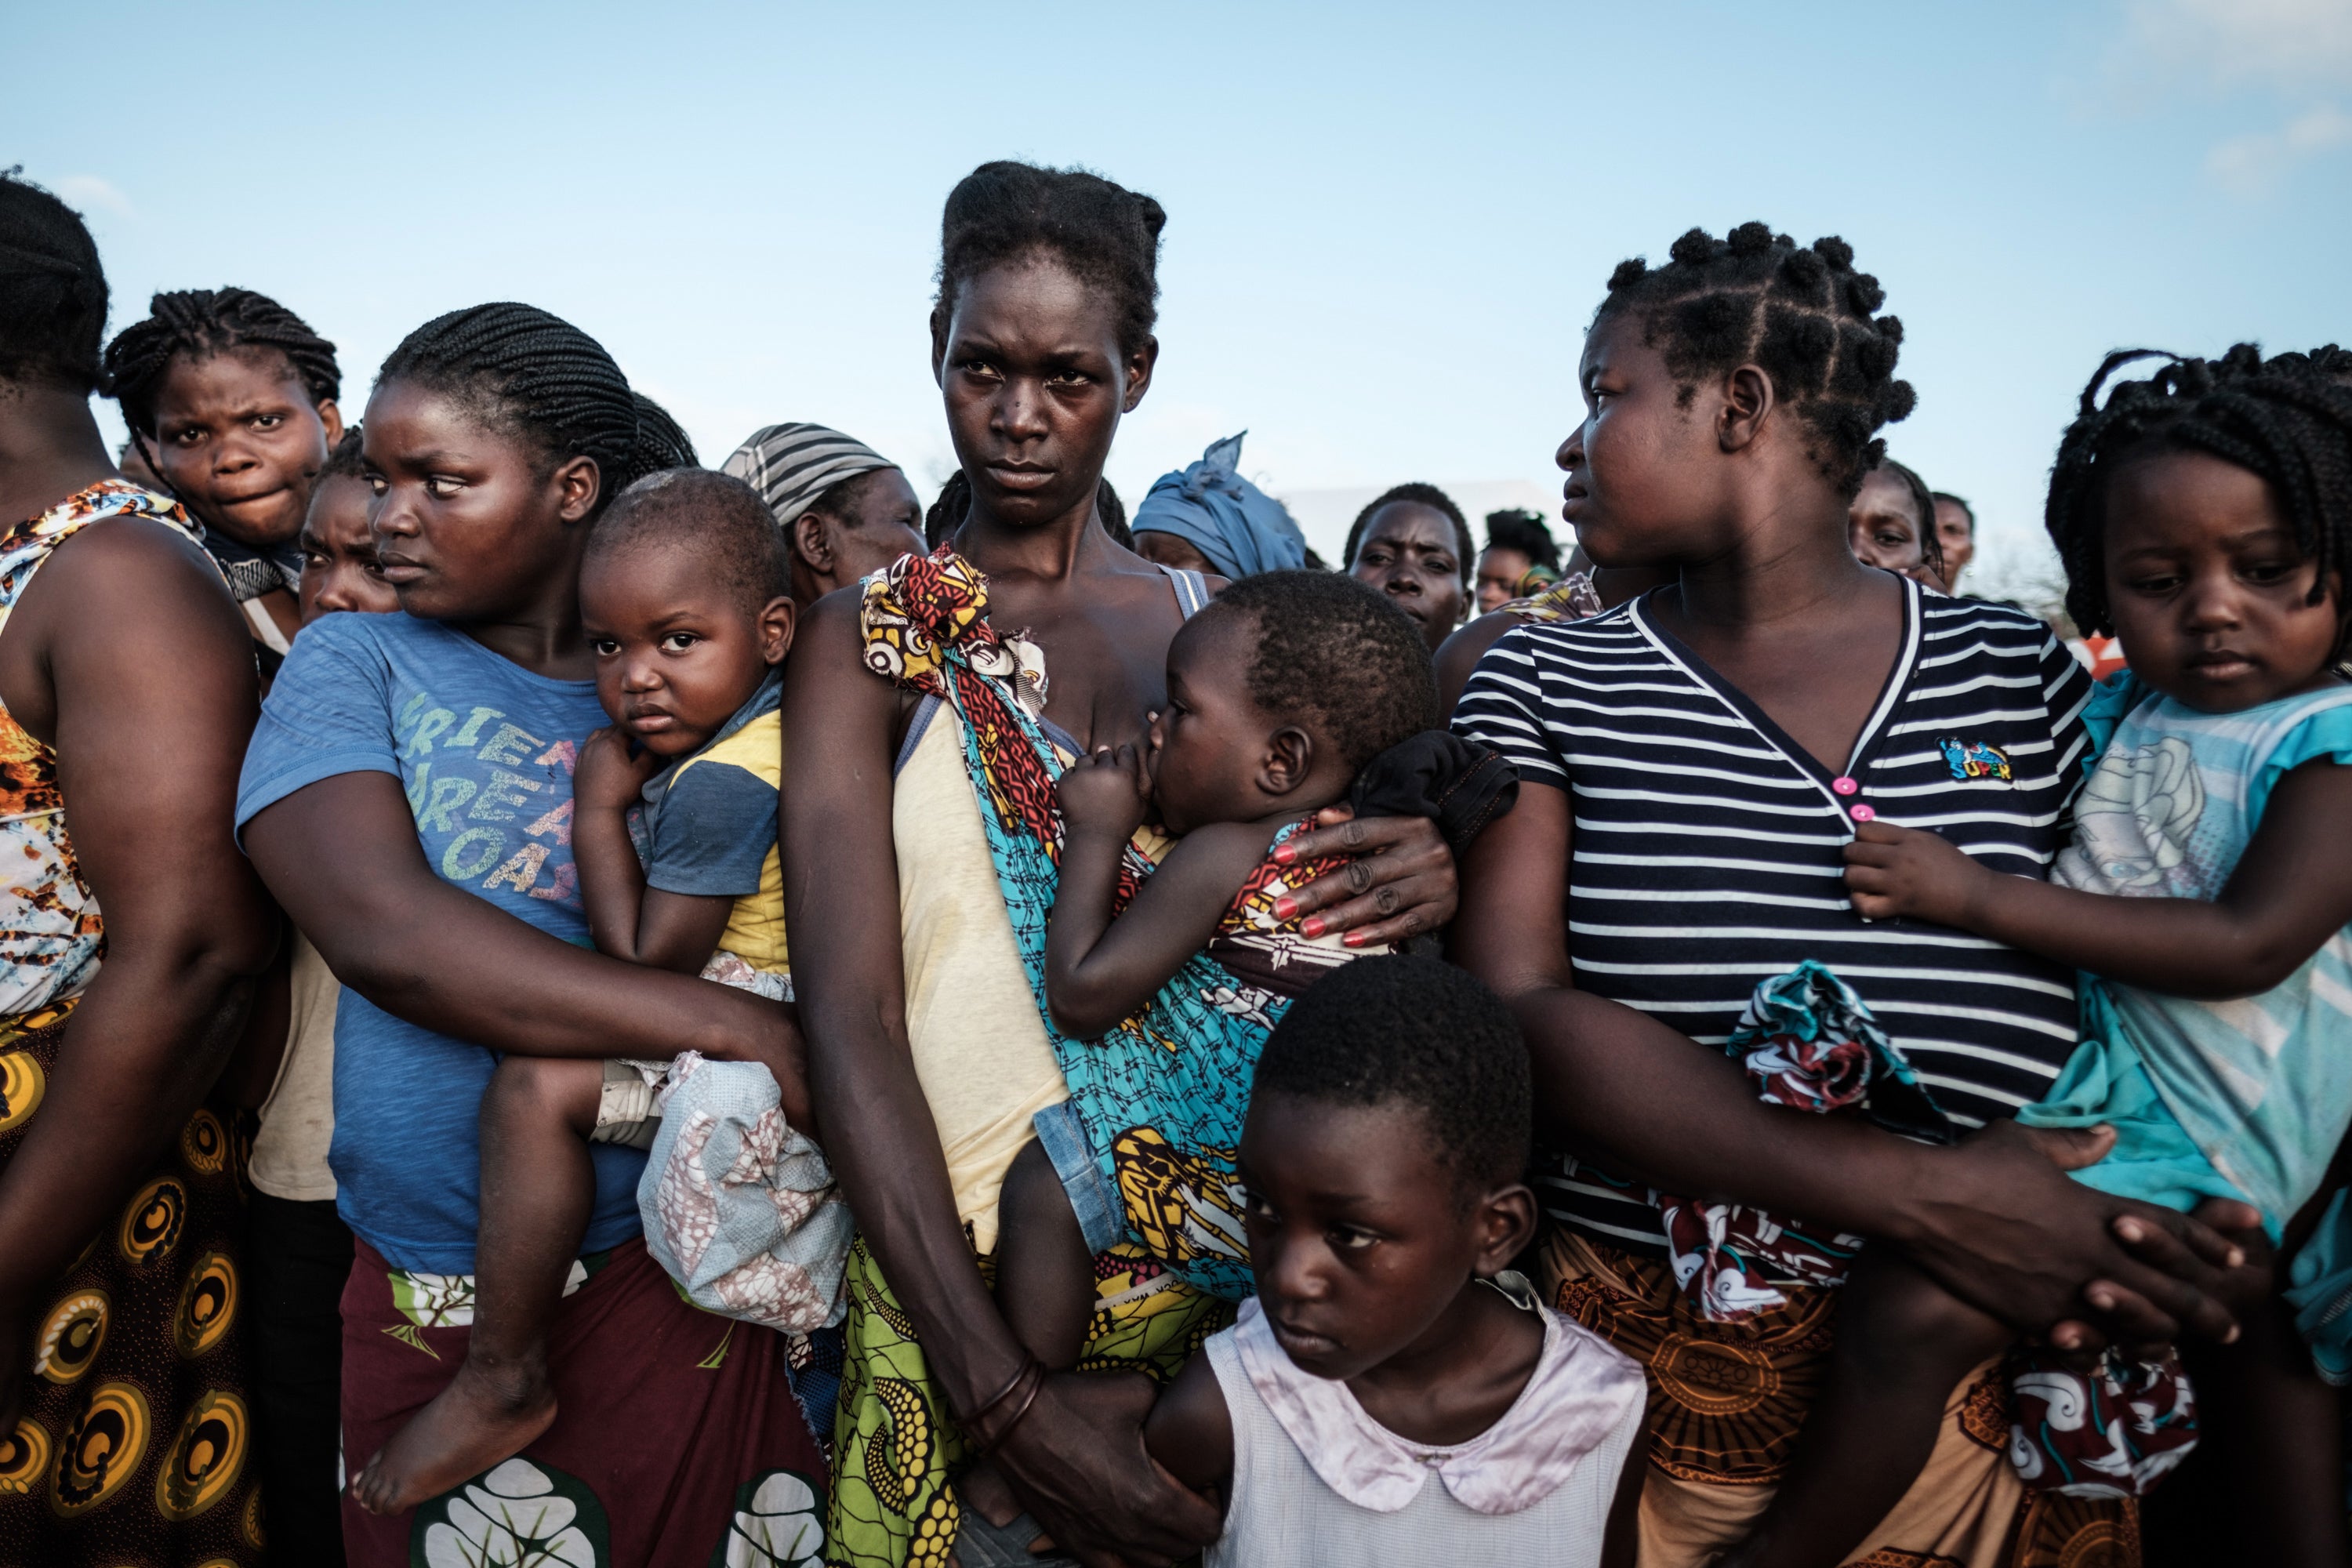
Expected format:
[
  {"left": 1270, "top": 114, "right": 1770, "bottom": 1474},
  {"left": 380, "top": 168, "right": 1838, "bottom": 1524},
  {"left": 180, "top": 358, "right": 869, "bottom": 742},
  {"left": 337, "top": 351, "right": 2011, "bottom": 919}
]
[{"left": 11, "top": 0, "right": 2350, "bottom": 588}]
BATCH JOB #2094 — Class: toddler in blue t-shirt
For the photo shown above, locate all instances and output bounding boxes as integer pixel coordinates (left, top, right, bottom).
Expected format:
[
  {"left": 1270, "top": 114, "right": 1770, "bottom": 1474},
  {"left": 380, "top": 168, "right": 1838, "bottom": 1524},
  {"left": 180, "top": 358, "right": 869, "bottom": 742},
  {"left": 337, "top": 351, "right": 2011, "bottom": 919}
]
[{"left": 355, "top": 469, "right": 818, "bottom": 1512}]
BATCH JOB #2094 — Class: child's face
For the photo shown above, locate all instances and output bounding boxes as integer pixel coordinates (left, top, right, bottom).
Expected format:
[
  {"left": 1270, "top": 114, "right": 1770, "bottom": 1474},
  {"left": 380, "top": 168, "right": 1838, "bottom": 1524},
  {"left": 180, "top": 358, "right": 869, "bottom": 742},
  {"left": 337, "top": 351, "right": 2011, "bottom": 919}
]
[
  {"left": 1847, "top": 470, "right": 1928, "bottom": 575},
  {"left": 149, "top": 347, "right": 342, "bottom": 550},
  {"left": 1238, "top": 1090, "right": 1530, "bottom": 1384},
  {"left": 1147, "top": 609, "right": 1308, "bottom": 835},
  {"left": 362, "top": 379, "right": 598, "bottom": 624},
  {"left": 1349, "top": 504, "right": 1465, "bottom": 653},
  {"left": 581, "top": 543, "right": 793, "bottom": 758},
  {"left": 2102, "top": 450, "right": 2343, "bottom": 713},
  {"left": 296, "top": 474, "right": 398, "bottom": 622}
]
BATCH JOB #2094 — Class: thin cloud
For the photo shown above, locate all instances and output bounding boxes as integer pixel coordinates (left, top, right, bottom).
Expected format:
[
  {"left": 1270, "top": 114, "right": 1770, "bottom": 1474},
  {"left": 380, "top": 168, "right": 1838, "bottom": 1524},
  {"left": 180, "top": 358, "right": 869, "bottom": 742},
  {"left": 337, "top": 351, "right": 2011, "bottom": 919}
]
[
  {"left": 2125, "top": 0, "right": 2352, "bottom": 92},
  {"left": 2206, "top": 101, "right": 2352, "bottom": 191},
  {"left": 52, "top": 175, "right": 135, "bottom": 218},
  {"left": 2113, "top": 0, "right": 2352, "bottom": 191}
]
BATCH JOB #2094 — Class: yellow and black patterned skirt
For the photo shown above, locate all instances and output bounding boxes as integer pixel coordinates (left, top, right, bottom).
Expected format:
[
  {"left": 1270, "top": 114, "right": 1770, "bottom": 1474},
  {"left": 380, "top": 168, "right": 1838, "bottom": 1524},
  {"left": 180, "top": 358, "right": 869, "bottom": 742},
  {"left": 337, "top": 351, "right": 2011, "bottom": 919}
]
[{"left": 0, "top": 1000, "right": 262, "bottom": 1566}]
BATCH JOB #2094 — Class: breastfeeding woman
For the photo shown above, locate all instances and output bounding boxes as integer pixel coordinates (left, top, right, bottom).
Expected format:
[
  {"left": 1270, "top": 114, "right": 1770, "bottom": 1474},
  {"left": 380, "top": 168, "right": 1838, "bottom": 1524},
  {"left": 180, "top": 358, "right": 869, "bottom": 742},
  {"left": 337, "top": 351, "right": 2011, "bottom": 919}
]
[{"left": 782, "top": 162, "right": 1458, "bottom": 1568}]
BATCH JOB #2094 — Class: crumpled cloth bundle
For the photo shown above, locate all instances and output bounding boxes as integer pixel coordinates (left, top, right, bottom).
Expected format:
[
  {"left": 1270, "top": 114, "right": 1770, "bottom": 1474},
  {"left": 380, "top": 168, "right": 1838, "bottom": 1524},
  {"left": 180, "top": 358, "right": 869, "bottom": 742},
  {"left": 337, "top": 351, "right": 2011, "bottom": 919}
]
[
  {"left": 1657, "top": 960, "right": 2196, "bottom": 1497},
  {"left": 1657, "top": 960, "right": 1946, "bottom": 1321},
  {"left": 637, "top": 1051, "right": 851, "bottom": 1331}
]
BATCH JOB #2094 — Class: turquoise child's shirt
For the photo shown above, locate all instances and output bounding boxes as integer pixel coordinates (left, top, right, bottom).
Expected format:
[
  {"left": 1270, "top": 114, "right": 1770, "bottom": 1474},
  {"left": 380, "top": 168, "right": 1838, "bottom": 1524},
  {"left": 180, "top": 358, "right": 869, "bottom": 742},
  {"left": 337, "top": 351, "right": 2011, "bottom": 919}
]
[{"left": 2027, "top": 673, "right": 2352, "bottom": 1235}]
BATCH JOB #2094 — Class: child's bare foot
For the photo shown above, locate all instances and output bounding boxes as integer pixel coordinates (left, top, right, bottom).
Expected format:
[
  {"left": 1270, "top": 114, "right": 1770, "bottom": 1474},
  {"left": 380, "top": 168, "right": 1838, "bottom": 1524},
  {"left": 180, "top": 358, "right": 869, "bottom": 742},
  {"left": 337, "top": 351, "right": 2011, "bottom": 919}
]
[{"left": 352, "top": 1358, "right": 557, "bottom": 1515}]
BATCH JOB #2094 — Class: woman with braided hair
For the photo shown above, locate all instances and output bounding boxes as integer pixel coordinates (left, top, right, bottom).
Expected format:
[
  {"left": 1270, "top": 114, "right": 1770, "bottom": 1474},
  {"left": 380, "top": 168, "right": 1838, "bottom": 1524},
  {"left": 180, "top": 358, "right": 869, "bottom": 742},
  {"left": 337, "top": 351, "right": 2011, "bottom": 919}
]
[
  {"left": 103, "top": 288, "right": 346, "bottom": 675},
  {"left": 236, "top": 302, "right": 828, "bottom": 1567},
  {"left": 1450, "top": 223, "right": 2255, "bottom": 1567},
  {"left": 782, "top": 159, "right": 1461, "bottom": 1568},
  {"left": 0, "top": 172, "right": 279, "bottom": 1567}
]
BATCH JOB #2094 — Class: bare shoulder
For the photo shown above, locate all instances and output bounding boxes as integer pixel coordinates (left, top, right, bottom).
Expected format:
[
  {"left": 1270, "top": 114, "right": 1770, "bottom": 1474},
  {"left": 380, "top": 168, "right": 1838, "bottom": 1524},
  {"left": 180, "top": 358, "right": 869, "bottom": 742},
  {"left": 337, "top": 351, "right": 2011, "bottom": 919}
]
[
  {"left": 1142, "top": 1345, "right": 1234, "bottom": 1496},
  {"left": 32, "top": 511, "right": 239, "bottom": 628}
]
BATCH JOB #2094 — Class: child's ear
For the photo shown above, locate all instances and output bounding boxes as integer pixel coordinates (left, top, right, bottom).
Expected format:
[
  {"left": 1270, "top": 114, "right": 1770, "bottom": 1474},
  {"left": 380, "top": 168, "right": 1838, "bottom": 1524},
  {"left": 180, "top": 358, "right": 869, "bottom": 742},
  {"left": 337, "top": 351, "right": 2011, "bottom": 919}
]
[
  {"left": 1472, "top": 1181, "right": 1539, "bottom": 1276},
  {"left": 1258, "top": 725, "right": 1315, "bottom": 796},
  {"left": 758, "top": 595, "right": 797, "bottom": 666}
]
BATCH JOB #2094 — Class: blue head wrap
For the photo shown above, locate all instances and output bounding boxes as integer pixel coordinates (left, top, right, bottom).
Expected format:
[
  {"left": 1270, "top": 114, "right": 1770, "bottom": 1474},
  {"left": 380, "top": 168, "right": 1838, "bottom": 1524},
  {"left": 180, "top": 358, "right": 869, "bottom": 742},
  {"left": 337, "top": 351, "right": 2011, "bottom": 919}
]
[{"left": 1133, "top": 432, "right": 1307, "bottom": 579}]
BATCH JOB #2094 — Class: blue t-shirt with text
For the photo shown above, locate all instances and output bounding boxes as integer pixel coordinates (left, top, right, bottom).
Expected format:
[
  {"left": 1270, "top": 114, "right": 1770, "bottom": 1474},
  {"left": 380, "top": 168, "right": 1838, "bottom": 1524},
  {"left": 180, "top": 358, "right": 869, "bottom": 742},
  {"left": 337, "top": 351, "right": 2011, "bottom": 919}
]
[{"left": 236, "top": 612, "right": 637, "bottom": 1274}]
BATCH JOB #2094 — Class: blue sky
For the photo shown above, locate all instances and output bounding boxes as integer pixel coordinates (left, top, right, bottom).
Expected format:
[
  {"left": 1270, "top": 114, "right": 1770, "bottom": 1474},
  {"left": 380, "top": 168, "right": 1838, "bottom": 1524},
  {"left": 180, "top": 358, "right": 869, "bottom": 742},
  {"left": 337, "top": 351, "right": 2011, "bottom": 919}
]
[{"left": 12, "top": 1, "right": 2348, "bottom": 586}]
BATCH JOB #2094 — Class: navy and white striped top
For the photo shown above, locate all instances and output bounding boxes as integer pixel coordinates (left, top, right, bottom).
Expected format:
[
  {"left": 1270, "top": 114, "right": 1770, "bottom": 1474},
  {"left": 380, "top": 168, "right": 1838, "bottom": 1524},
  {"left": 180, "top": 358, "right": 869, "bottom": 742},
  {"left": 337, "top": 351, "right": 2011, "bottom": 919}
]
[{"left": 1454, "top": 579, "right": 2096, "bottom": 1254}]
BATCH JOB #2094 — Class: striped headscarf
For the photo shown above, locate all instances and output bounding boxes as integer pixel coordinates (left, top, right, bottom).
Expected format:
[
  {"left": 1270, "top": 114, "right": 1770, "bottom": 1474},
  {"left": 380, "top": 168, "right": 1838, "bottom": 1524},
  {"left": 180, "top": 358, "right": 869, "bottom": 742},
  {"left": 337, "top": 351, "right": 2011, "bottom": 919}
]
[{"left": 722, "top": 423, "right": 900, "bottom": 529}]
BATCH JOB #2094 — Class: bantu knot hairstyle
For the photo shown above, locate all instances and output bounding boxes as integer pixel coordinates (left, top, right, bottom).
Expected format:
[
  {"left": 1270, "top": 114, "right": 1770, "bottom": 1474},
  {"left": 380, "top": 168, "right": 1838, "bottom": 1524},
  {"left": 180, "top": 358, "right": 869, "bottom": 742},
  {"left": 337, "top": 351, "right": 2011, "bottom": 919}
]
[
  {"left": 377, "top": 303, "right": 675, "bottom": 513},
  {"left": 0, "top": 168, "right": 108, "bottom": 392},
  {"left": 1342, "top": 482, "right": 1472, "bottom": 585},
  {"left": 588, "top": 467, "right": 789, "bottom": 616},
  {"left": 1598, "top": 222, "right": 1916, "bottom": 498},
  {"left": 1254, "top": 953, "right": 1531, "bottom": 1197},
  {"left": 1482, "top": 507, "right": 1559, "bottom": 572},
  {"left": 315, "top": 425, "right": 368, "bottom": 483},
  {"left": 1203, "top": 569, "right": 1439, "bottom": 772},
  {"left": 2046, "top": 343, "right": 2352, "bottom": 638},
  {"left": 103, "top": 288, "right": 341, "bottom": 442},
  {"left": 934, "top": 161, "right": 1165, "bottom": 357}
]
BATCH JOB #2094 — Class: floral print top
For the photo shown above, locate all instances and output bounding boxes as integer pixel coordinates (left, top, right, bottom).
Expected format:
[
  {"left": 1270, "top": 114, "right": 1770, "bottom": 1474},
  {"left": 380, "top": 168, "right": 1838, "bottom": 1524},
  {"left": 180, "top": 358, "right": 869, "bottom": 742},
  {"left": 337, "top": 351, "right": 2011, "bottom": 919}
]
[{"left": 0, "top": 481, "right": 207, "bottom": 1014}]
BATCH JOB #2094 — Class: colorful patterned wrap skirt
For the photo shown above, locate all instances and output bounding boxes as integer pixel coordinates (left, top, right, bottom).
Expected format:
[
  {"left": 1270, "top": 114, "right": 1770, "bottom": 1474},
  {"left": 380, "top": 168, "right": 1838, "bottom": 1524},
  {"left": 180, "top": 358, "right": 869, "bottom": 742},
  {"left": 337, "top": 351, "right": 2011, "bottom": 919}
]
[
  {"left": 0, "top": 1000, "right": 265, "bottom": 1566},
  {"left": 826, "top": 1234, "right": 1229, "bottom": 1568},
  {"left": 1540, "top": 1229, "right": 2143, "bottom": 1568},
  {"left": 339, "top": 1235, "right": 831, "bottom": 1568}
]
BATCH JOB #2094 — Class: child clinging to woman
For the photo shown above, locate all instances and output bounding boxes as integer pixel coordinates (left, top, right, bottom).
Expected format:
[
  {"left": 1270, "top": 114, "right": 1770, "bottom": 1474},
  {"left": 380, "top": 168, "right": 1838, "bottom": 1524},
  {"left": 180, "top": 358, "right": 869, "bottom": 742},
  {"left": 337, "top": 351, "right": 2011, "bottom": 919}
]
[
  {"left": 1141, "top": 954, "right": 1649, "bottom": 1566},
  {"left": 354, "top": 466, "right": 826, "bottom": 1512},
  {"left": 983, "top": 570, "right": 1515, "bottom": 1377},
  {"left": 1728, "top": 347, "right": 2352, "bottom": 1567}
]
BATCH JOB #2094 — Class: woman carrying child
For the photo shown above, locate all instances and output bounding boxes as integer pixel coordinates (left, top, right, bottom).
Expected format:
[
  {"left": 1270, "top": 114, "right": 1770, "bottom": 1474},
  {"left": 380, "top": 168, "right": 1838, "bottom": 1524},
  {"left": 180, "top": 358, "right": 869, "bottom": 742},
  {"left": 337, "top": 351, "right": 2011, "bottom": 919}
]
[
  {"left": 237, "top": 303, "right": 827, "bottom": 1568},
  {"left": 782, "top": 161, "right": 1459, "bottom": 1568},
  {"left": 1450, "top": 223, "right": 2252, "bottom": 1567}
]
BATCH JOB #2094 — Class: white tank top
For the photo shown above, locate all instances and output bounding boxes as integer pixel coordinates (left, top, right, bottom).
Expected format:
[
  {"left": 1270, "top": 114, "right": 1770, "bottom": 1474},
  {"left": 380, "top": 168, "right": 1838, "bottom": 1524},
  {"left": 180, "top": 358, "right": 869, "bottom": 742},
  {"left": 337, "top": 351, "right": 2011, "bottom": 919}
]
[{"left": 1203, "top": 1289, "right": 1645, "bottom": 1567}]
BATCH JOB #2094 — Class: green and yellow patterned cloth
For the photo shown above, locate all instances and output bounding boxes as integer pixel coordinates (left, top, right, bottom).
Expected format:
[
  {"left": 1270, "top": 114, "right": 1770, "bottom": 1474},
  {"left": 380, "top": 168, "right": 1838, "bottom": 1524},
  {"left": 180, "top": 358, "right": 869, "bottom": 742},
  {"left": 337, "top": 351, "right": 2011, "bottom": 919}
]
[{"left": 826, "top": 1235, "right": 1228, "bottom": 1568}]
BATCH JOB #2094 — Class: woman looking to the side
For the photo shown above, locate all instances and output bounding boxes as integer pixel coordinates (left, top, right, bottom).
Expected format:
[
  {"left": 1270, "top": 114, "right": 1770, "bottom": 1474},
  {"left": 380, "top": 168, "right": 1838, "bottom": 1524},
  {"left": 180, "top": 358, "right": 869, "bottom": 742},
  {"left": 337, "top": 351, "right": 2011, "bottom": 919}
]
[
  {"left": 1449, "top": 224, "right": 2253, "bottom": 1566},
  {"left": 782, "top": 162, "right": 1458, "bottom": 1568}
]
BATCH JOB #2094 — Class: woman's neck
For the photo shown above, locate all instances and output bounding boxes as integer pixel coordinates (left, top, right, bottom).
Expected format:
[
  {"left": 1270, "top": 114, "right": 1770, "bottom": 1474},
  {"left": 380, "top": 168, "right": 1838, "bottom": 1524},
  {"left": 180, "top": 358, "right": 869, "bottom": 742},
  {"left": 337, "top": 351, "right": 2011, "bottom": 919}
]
[
  {"left": 452, "top": 546, "right": 593, "bottom": 680},
  {"left": 0, "top": 382, "right": 118, "bottom": 528},
  {"left": 953, "top": 493, "right": 1105, "bottom": 586},
  {"left": 1665, "top": 498, "right": 1877, "bottom": 636}
]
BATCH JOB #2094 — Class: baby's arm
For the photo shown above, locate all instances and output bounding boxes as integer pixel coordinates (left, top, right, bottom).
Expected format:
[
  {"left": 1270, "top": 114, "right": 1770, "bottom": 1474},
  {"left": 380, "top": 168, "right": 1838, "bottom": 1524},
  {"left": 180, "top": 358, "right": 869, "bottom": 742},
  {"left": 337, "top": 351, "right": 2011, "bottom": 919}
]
[
  {"left": 574, "top": 727, "right": 734, "bottom": 975},
  {"left": 1142, "top": 1349, "right": 1234, "bottom": 1504},
  {"left": 1843, "top": 758, "right": 2352, "bottom": 998},
  {"left": 1044, "top": 746, "right": 1279, "bottom": 1038}
]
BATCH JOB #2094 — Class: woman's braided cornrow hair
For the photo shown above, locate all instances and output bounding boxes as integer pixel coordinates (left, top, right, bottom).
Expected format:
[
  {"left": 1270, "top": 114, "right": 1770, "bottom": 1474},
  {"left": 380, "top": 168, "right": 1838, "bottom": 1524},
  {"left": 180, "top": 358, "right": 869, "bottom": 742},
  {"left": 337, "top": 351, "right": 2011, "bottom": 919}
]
[
  {"left": 377, "top": 303, "right": 688, "bottom": 510},
  {"left": 103, "top": 288, "right": 341, "bottom": 442},
  {"left": 1597, "top": 222, "right": 1917, "bottom": 498},
  {"left": 2045, "top": 343, "right": 2352, "bottom": 637}
]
